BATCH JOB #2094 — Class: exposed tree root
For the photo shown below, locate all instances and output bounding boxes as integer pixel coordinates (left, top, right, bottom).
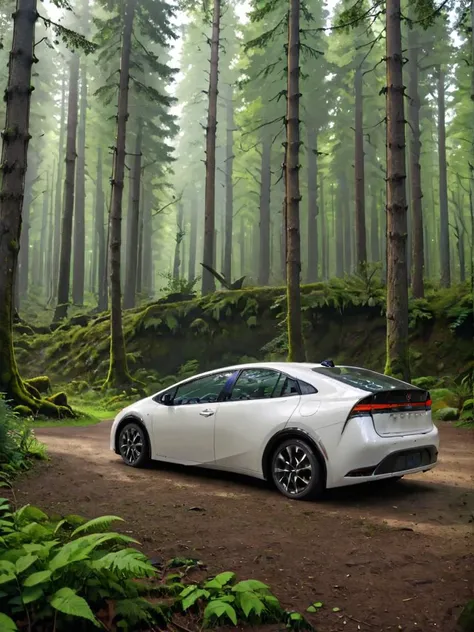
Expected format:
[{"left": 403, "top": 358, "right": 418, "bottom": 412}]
[{"left": 3, "top": 373, "right": 76, "bottom": 419}]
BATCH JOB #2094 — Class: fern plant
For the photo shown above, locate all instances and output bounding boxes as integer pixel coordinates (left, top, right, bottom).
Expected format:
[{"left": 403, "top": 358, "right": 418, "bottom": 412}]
[{"left": 0, "top": 500, "right": 168, "bottom": 631}]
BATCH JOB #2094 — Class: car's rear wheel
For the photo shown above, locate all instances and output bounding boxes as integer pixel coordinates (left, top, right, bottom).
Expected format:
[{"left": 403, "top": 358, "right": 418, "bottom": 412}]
[
  {"left": 271, "top": 438, "right": 323, "bottom": 500},
  {"left": 118, "top": 422, "right": 150, "bottom": 468}
]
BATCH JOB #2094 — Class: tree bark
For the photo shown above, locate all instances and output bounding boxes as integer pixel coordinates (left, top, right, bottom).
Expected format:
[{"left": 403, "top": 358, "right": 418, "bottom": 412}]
[
  {"left": 306, "top": 125, "right": 318, "bottom": 282},
  {"left": 354, "top": 63, "right": 367, "bottom": 269},
  {"left": 0, "top": 0, "right": 66, "bottom": 413},
  {"left": 18, "top": 154, "right": 37, "bottom": 299},
  {"left": 336, "top": 174, "right": 345, "bottom": 277},
  {"left": 201, "top": 0, "right": 220, "bottom": 294},
  {"left": 407, "top": 26, "right": 424, "bottom": 298},
  {"left": 258, "top": 133, "right": 272, "bottom": 285},
  {"left": 437, "top": 66, "right": 450, "bottom": 288},
  {"left": 286, "top": 0, "right": 305, "bottom": 361},
  {"left": 385, "top": 0, "right": 410, "bottom": 381},
  {"left": 53, "top": 54, "right": 79, "bottom": 322},
  {"left": 53, "top": 73, "right": 66, "bottom": 295},
  {"left": 123, "top": 118, "right": 142, "bottom": 309},
  {"left": 72, "top": 58, "right": 88, "bottom": 305},
  {"left": 370, "top": 186, "right": 380, "bottom": 262},
  {"left": 188, "top": 193, "right": 197, "bottom": 281},
  {"left": 320, "top": 174, "right": 328, "bottom": 280},
  {"left": 172, "top": 201, "right": 184, "bottom": 280},
  {"left": 224, "top": 85, "right": 234, "bottom": 282},
  {"left": 46, "top": 162, "right": 55, "bottom": 297},
  {"left": 39, "top": 173, "right": 49, "bottom": 286},
  {"left": 96, "top": 146, "right": 107, "bottom": 312},
  {"left": 142, "top": 187, "right": 153, "bottom": 296},
  {"left": 105, "top": 0, "right": 136, "bottom": 388}
]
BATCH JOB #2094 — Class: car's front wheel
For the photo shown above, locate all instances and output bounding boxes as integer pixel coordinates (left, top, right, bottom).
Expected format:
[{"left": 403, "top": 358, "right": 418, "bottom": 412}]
[
  {"left": 271, "top": 438, "right": 324, "bottom": 500},
  {"left": 118, "top": 421, "right": 150, "bottom": 468}
]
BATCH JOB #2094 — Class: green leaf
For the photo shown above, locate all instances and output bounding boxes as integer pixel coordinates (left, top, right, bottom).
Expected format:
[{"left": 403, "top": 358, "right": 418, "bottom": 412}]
[
  {"left": 233, "top": 579, "right": 269, "bottom": 593},
  {"left": 204, "top": 599, "right": 238, "bottom": 625},
  {"left": 239, "top": 591, "right": 265, "bottom": 617},
  {"left": 23, "top": 570, "right": 52, "bottom": 587},
  {"left": 0, "top": 560, "right": 16, "bottom": 584},
  {"left": 14, "top": 505, "right": 48, "bottom": 525},
  {"left": 332, "top": 607, "right": 341, "bottom": 612},
  {"left": 15, "top": 553, "right": 38, "bottom": 575},
  {"left": 181, "top": 587, "right": 210, "bottom": 610},
  {"left": 53, "top": 519, "right": 67, "bottom": 534},
  {"left": 51, "top": 587, "right": 100, "bottom": 626},
  {"left": 71, "top": 515, "right": 124, "bottom": 537},
  {"left": 205, "top": 571, "right": 235, "bottom": 589},
  {"left": 307, "top": 601, "right": 323, "bottom": 612},
  {"left": 21, "top": 585, "right": 44, "bottom": 604},
  {"left": 0, "top": 613, "right": 17, "bottom": 631}
]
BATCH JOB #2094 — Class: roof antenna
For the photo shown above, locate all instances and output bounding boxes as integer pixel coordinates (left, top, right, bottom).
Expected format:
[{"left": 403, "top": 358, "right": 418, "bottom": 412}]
[{"left": 321, "top": 359, "right": 335, "bottom": 368}]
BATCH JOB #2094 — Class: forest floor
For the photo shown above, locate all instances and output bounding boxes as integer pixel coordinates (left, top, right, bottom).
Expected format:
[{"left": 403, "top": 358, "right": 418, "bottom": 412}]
[{"left": 11, "top": 422, "right": 474, "bottom": 632}]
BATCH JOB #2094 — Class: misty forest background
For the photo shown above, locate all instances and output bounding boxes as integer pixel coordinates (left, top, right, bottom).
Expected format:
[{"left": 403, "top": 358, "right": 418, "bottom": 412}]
[{"left": 0, "top": 0, "right": 473, "bottom": 407}]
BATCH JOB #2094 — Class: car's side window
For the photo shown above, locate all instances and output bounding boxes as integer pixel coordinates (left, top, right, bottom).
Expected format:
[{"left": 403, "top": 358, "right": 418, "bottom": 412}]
[
  {"left": 171, "top": 371, "right": 236, "bottom": 406},
  {"left": 229, "top": 369, "right": 282, "bottom": 401},
  {"left": 298, "top": 380, "right": 317, "bottom": 395}
]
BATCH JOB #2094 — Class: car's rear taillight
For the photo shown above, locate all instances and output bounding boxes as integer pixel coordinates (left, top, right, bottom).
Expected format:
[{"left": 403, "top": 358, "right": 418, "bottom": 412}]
[{"left": 348, "top": 390, "right": 432, "bottom": 420}]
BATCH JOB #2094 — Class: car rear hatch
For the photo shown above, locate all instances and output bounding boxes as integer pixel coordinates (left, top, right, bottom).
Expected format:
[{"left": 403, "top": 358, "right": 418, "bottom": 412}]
[{"left": 350, "top": 389, "right": 433, "bottom": 437}]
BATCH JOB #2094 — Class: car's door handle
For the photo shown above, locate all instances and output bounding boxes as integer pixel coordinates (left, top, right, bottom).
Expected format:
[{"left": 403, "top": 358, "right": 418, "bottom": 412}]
[{"left": 199, "top": 409, "right": 215, "bottom": 417}]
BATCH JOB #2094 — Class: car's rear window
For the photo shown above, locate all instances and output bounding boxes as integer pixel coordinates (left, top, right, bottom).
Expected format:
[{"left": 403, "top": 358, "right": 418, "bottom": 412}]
[{"left": 311, "top": 366, "right": 414, "bottom": 392}]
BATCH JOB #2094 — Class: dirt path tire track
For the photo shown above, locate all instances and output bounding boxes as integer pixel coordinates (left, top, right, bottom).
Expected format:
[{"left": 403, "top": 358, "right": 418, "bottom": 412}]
[{"left": 12, "top": 422, "right": 474, "bottom": 631}]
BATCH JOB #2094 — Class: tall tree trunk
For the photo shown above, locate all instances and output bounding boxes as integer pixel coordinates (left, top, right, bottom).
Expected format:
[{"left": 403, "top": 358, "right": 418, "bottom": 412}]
[
  {"left": 188, "top": 193, "right": 197, "bottom": 281},
  {"left": 202, "top": 0, "right": 220, "bottom": 294},
  {"left": 123, "top": 118, "right": 142, "bottom": 309},
  {"left": 39, "top": 174, "right": 49, "bottom": 286},
  {"left": 105, "top": 0, "right": 136, "bottom": 388},
  {"left": 354, "top": 63, "right": 367, "bottom": 269},
  {"left": 336, "top": 174, "right": 345, "bottom": 277},
  {"left": 224, "top": 85, "right": 234, "bottom": 282},
  {"left": 407, "top": 26, "right": 424, "bottom": 298},
  {"left": 172, "top": 202, "right": 184, "bottom": 280},
  {"left": 0, "top": 0, "right": 57, "bottom": 411},
  {"left": 437, "top": 66, "right": 450, "bottom": 287},
  {"left": 385, "top": 0, "right": 410, "bottom": 381},
  {"left": 370, "top": 186, "right": 380, "bottom": 262},
  {"left": 53, "top": 73, "right": 66, "bottom": 295},
  {"left": 239, "top": 216, "right": 245, "bottom": 277},
  {"left": 72, "top": 59, "right": 88, "bottom": 305},
  {"left": 320, "top": 174, "right": 328, "bottom": 280},
  {"left": 46, "top": 162, "right": 55, "bottom": 298},
  {"left": 343, "top": 180, "right": 352, "bottom": 273},
  {"left": 96, "top": 147, "right": 107, "bottom": 312},
  {"left": 306, "top": 125, "right": 318, "bottom": 282},
  {"left": 258, "top": 134, "right": 272, "bottom": 285},
  {"left": 142, "top": 187, "right": 153, "bottom": 296},
  {"left": 53, "top": 54, "right": 79, "bottom": 322},
  {"left": 286, "top": 0, "right": 305, "bottom": 361},
  {"left": 137, "top": 184, "right": 144, "bottom": 295},
  {"left": 18, "top": 157, "right": 36, "bottom": 298}
]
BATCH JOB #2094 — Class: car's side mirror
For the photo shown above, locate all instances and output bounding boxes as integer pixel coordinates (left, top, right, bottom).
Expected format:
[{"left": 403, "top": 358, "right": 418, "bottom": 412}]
[{"left": 161, "top": 393, "right": 173, "bottom": 406}]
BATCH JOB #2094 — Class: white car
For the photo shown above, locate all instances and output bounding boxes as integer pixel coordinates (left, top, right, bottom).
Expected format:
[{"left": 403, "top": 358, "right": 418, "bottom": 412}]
[{"left": 110, "top": 362, "right": 439, "bottom": 500}]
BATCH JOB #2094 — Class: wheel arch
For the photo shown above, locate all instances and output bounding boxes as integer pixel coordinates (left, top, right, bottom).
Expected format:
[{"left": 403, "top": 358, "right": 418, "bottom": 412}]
[
  {"left": 114, "top": 415, "right": 151, "bottom": 457},
  {"left": 262, "top": 428, "right": 327, "bottom": 488}
]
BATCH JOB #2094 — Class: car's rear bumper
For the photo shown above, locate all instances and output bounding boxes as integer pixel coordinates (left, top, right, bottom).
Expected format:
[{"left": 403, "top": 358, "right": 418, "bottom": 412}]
[{"left": 324, "top": 416, "right": 440, "bottom": 488}]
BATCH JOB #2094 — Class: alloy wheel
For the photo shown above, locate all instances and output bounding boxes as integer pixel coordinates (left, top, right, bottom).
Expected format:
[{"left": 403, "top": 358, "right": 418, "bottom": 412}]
[
  {"left": 119, "top": 426, "right": 144, "bottom": 465},
  {"left": 273, "top": 443, "right": 313, "bottom": 496}
]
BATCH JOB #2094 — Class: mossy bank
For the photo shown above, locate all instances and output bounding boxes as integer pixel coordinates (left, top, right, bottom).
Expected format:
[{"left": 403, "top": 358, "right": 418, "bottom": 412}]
[{"left": 14, "top": 280, "right": 474, "bottom": 388}]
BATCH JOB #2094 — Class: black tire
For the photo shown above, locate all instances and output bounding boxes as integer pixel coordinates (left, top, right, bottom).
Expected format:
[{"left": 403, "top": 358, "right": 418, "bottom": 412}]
[
  {"left": 271, "top": 438, "right": 324, "bottom": 500},
  {"left": 118, "top": 421, "right": 150, "bottom": 468}
]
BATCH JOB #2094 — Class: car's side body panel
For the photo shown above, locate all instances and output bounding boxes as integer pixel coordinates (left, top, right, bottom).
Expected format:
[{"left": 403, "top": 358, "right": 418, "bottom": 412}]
[{"left": 214, "top": 396, "right": 301, "bottom": 475}]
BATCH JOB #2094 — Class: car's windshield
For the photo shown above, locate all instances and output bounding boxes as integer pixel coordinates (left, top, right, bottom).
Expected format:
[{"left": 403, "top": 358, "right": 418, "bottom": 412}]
[{"left": 312, "top": 366, "right": 414, "bottom": 392}]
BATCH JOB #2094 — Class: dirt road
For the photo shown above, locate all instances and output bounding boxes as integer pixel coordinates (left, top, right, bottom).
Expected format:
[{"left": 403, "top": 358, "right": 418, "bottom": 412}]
[{"left": 12, "top": 422, "right": 474, "bottom": 631}]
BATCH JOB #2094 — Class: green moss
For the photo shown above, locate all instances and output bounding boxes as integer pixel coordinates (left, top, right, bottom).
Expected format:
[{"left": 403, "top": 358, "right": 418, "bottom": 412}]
[
  {"left": 25, "top": 375, "right": 51, "bottom": 394},
  {"left": 411, "top": 376, "right": 440, "bottom": 390},
  {"left": 13, "top": 405, "right": 33, "bottom": 417},
  {"left": 47, "top": 392, "right": 68, "bottom": 407},
  {"left": 434, "top": 407, "right": 459, "bottom": 421}
]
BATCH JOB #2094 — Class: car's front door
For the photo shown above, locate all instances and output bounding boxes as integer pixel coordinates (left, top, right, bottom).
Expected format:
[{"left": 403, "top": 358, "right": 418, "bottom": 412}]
[
  {"left": 214, "top": 369, "right": 301, "bottom": 474},
  {"left": 151, "top": 371, "right": 238, "bottom": 464}
]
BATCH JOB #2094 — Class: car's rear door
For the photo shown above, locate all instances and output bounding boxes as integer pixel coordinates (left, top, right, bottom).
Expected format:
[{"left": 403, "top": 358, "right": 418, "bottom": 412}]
[
  {"left": 151, "top": 370, "right": 238, "bottom": 464},
  {"left": 214, "top": 369, "right": 301, "bottom": 475}
]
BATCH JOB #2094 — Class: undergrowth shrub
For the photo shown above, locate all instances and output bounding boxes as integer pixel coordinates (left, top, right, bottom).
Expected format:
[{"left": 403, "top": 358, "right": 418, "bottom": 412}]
[
  {"left": 0, "top": 397, "right": 46, "bottom": 487},
  {"left": 0, "top": 501, "right": 313, "bottom": 631}
]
